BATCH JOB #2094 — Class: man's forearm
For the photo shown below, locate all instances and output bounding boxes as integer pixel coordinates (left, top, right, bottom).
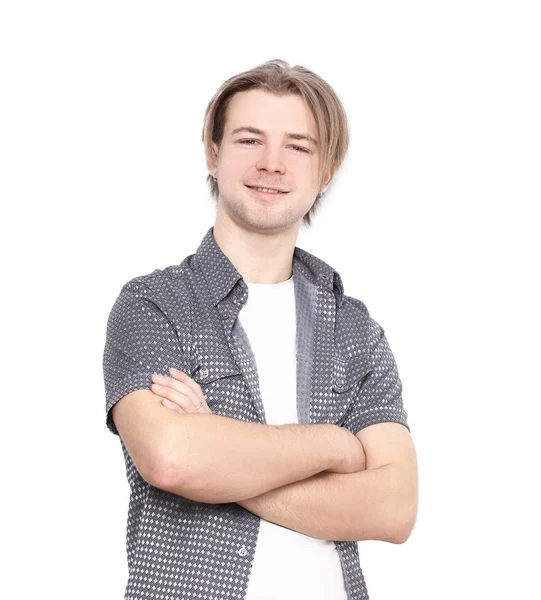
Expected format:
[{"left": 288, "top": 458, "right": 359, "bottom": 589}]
[
  {"left": 238, "top": 464, "right": 416, "bottom": 544},
  {"left": 157, "top": 414, "right": 342, "bottom": 503}
]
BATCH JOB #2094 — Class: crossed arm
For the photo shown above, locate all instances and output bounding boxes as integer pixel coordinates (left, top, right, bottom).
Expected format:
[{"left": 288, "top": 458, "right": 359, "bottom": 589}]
[
  {"left": 123, "top": 370, "right": 418, "bottom": 545},
  {"left": 236, "top": 422, "right": 418, "bottom": 544}
]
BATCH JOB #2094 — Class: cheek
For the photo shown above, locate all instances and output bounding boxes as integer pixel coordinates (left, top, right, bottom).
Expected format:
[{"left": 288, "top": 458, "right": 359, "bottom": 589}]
[
  {"left": 222, "top": 148, "right": 253, "bottom": 167},
  {"left": 220, "top": 159, "right": 253, "bottom": 184},
  {"left": 292, "top": 155, "right": 318, "bottom": 175}
]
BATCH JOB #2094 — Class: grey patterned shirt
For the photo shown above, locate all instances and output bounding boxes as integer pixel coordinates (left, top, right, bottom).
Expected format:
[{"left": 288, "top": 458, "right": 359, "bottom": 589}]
[{"left": 103, "top": 226, "right": 409, "bottom": 600}]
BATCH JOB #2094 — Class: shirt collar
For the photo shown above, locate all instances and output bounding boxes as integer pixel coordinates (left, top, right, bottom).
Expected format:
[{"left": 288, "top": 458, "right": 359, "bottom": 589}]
[{"left": 194, "top": 226, "right": 344, "bottom": 308}]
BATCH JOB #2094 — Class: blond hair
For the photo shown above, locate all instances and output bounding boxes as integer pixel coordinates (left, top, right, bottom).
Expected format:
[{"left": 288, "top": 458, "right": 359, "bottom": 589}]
[{"left": 202, "top": 59, "right": 350, "bottom": 226}]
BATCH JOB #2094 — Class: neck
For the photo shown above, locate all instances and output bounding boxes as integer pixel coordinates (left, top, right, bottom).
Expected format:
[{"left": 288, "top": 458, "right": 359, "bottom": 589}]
[{"left": 213, "top": 211, "right": 300, "bottom": 284}]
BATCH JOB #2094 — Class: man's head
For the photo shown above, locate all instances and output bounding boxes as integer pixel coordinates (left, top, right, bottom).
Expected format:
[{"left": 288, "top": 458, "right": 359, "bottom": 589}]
[{"left": 202, "top": 59, "right": 349, "bottom": 230}]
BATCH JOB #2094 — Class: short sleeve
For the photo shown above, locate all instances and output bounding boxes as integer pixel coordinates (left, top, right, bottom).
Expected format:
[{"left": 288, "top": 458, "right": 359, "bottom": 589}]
[
  {"left": 102, "top": 281, "right": 190, "bottom": 436},
  {"left": 341, "top": 318, "right": 410, "bottom": 436}
]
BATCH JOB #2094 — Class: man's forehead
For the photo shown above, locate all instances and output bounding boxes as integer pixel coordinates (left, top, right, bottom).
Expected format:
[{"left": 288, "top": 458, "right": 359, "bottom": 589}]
[{"left": 225, "top": 91, "right": 319, "bottom": 143}]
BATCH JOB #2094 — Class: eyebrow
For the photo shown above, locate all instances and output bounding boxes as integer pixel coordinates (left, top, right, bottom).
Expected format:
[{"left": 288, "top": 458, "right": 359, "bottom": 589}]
[{"left": 230, "top": 126, "right": 318, "bottom": 147}]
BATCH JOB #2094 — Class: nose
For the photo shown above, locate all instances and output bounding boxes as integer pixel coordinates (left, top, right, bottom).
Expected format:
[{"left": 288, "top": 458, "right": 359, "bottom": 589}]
[{"left": 255, "top": 145, "right": 286, "bottom": 174}]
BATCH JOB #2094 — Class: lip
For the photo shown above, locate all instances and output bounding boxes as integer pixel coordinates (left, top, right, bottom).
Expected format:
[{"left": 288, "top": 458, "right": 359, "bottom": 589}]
[{"left": 245, "top": 185, "right": 289, "bottom": 198}]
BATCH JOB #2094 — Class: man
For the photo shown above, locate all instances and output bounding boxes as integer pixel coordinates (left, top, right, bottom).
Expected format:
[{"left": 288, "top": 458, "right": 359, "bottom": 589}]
[{"left": 103, "top": 59, "right": 418, "bottom": 600}]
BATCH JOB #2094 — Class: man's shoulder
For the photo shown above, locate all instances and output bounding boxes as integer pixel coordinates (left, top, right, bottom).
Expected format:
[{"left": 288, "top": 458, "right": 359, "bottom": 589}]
[
  {"left": 334, "top": 290, "right": 382, "bottom": 359},
  {"left": 120, "top": 255, "right": 195, "bottom": 297},
  {"left": 115, "top": 255, "right": 198, "bottom": 325},
  {"left": 296, "top": 243, "right": 373, "bottom": 311},
  {"left": 340, "top": 290, "right": 370, "bottom": 315},
  {"left": 340, "top": 294, "right": 371, "bottom": 335},
  {"left": 298, "top": 246, "right": 370, "bottom": 312}
]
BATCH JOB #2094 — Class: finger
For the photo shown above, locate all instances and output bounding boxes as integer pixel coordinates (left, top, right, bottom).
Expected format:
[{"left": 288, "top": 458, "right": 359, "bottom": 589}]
[
  {"left": 168, "top": 368, "right": 206, "bottom": 402},
  {"left": 162, "top": 398, "right": 186, "bottom": 413},
  {"left": 152, "top": 373, "right": 194, "bottom": 398},
  {"left": 168, "top": 368, "right": 211, "bottom": 411},
  {"left": 151, "top": 382, "right": 197, "bottom": 412},
  {"left": 151, "top": 380, "right": 211, "bottom": 414}
]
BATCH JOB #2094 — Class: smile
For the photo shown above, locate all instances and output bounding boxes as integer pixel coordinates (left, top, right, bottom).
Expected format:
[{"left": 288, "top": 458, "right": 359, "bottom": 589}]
[{"left": 246, "top": 185, "right": 289, "bottom": 195}]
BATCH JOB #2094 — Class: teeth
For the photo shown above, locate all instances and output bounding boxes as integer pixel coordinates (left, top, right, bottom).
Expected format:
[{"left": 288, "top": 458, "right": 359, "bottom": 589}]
[{"left": 253, "top": 187, "right": 282, "bottom": 194}]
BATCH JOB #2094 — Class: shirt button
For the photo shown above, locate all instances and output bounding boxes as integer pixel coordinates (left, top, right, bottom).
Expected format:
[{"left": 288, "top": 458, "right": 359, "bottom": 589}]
[
  {"left": 199, "top": 368, "right": 209, "bottom": 380},
  {"left": 238, "top": 545, "right": 247, "bottom": 557},
  {"left": 334, "top": 379, "right": 345, "bottom": 390},
  {"left": 221, "top": 311, "right": 229, "bottom": 320}
]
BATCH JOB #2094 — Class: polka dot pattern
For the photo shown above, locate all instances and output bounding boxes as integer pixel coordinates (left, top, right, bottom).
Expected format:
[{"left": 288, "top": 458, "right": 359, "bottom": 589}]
[{"left": 103, "top": 226, "right": 409, "bottom": 599}]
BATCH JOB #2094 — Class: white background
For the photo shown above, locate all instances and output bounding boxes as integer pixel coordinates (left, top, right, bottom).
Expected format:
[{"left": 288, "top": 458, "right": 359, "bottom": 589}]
[{"left": 1, "top": 1, "right": 540, "bottom": 599}]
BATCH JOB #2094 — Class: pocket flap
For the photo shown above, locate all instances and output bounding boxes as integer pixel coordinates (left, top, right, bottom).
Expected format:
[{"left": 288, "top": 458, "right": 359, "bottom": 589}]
[
  {"left": 332, "top": 353, "right": 371, "bottom": 393},
  {"left": 191, "top": 346, "right": 242, "bottom": 384}
]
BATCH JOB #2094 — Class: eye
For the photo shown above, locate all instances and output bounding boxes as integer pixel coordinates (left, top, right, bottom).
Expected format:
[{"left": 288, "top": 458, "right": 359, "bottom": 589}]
[
  {"left": 291, "top": 145, "right": 310, "bottom": 153},
  {"left": 238, "top": 140, "right": 310, "bottom": 153}
]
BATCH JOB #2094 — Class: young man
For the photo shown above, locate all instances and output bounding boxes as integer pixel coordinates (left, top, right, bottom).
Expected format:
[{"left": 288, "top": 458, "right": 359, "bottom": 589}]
[{"left": 103, "top": 59, "right": 418, "bottom": 600}]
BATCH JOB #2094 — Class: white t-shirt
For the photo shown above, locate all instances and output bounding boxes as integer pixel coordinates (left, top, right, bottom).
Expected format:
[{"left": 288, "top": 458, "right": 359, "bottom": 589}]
[{"left": 239, "top": 275, "right": 348, "bottom": 600}]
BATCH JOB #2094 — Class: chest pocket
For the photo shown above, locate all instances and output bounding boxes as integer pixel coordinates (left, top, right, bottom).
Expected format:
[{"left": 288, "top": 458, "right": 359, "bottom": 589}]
[
  {"left": 327, "top": 353, "right": 371, "bottom": 426},
  {"left": 190, "top": 346, "right": 246, "bottom": 417}
]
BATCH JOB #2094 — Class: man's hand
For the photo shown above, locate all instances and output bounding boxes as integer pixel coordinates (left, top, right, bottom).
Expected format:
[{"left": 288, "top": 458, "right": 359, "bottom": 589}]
[{"left": 151, "top": 369, "right": 213, "bottom": 414}]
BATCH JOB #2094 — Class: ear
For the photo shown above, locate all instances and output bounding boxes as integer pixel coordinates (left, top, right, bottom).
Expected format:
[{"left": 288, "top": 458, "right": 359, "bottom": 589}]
[
  {"left": 320, "top": 168, "right": 334, "bottom": 194},
  {"left": 206, "top": 142, "right": 219, "bottom": 177}
]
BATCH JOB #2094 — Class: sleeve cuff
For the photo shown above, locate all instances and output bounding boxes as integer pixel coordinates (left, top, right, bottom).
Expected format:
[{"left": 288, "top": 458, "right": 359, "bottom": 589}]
[{"left": 343, "top": 405, "right": 410, "bottom": 436}]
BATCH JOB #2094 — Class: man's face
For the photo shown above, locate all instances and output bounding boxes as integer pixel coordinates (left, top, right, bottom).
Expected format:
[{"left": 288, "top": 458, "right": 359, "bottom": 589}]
[{"left": 210, "top": 89, "right": 326, "bottom": 233}]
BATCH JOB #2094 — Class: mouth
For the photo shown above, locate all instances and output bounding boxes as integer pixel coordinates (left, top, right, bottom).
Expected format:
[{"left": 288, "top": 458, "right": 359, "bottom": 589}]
[{"left": 245, "top": 185, "right": 289, "bottom": 196}]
